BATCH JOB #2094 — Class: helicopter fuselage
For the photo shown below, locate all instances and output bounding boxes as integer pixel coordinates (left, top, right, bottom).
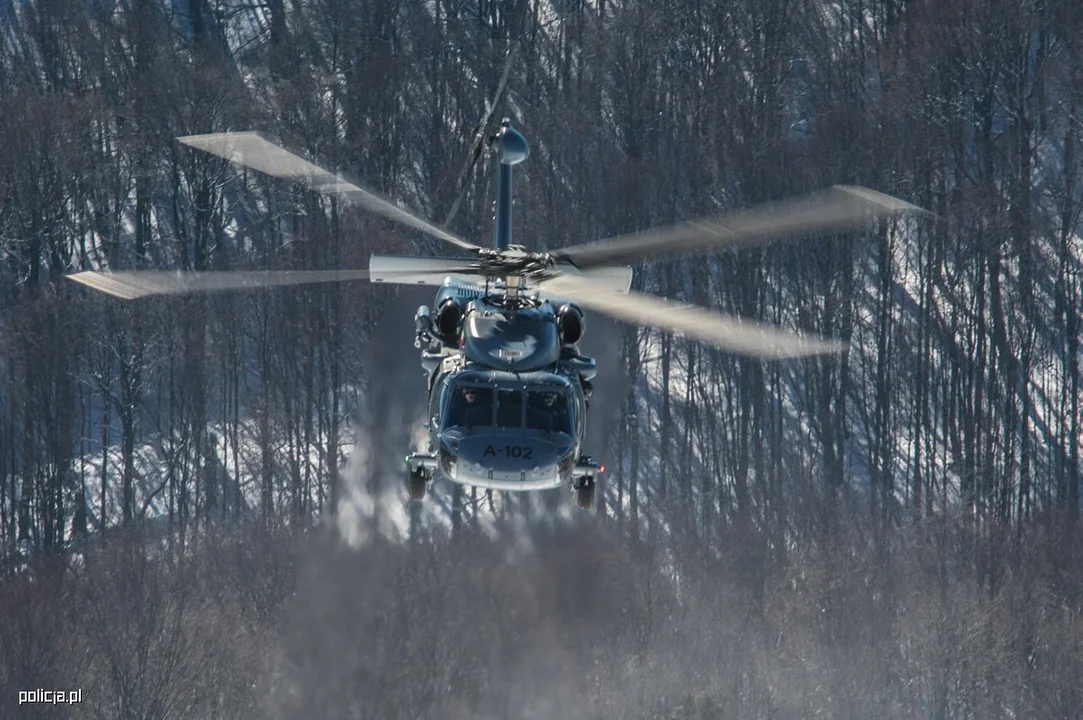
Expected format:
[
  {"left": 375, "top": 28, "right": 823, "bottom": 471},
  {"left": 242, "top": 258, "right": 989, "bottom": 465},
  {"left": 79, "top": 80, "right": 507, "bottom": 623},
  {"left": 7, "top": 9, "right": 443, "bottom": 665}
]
[{"left": 406, "top": 278, "right": 601, "bottom": 492}]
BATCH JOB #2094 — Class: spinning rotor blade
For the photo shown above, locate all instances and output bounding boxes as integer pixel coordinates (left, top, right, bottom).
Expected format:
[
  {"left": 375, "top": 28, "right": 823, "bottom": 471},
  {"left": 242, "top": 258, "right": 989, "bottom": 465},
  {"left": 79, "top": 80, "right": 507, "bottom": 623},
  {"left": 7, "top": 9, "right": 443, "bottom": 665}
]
[
  {"left": 553, "top": 185, "right": 924, "bottom": 270},
  {"left": 444, "top": 45, "right": 518, "bottom": 229},
  {"left": 67, "top": 270, "right": 370, "bottom": 300},
  {"left": 369, "top": 255, "right": 486, "bottom": 286},
  {"left": 177, "top": 132, "right": 481, "bottom": 253},
  {"left": 540, "top": 274, "right": 843, "bottom": 358},
  {"left": 539, "top": 264, "right": 633, "bottom": 297}
]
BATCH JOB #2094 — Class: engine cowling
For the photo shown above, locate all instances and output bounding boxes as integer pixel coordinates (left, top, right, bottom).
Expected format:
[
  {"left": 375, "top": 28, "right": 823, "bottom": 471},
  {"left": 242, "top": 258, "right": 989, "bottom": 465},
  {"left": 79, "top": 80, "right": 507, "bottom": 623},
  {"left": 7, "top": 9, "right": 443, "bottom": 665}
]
[
  {"left": 557, "top": 304, "right": 584, "bottom": 345},
  {"left": 414, "top": 305, "right": 431, "bottom": 334},
  {"left": 434, "top": 298, "right": 464, "bottom": 343}
]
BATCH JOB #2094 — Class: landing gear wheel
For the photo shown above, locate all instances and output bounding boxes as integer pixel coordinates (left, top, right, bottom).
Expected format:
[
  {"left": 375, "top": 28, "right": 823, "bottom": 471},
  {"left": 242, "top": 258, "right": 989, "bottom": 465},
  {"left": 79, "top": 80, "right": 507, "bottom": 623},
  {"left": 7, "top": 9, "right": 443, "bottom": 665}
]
[
  {"left": 576, "top": 481, "right": 595, "bottom": 510},
  {"left": 407, "top": 468, "right": 428, "bottom": 501}
]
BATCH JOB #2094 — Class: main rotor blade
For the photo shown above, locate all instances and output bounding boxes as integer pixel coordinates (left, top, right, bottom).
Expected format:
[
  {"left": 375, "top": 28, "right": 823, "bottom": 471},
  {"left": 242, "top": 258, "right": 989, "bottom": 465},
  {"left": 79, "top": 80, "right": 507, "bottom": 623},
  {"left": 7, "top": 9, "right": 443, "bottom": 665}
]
[
  {"left": 177, "top": 132, "right": 482, "bottom": 253},
  {"left": 540, "top": 274, "right": 843, "bottom": 358},
  {"left": 553, "top": 185, "right": 925, "bottom": 270},
  {"left": 538, "top": 264, "right": 633, "bottom": 297},
  {"left": 369, "top": 255, "right": 486, "bottom": 286},
  {"left": 67, "top": 270, "right": 370, "bottom": 300},
  {"left": 444, "top": 45, "right": 518, "bottom": 228}
]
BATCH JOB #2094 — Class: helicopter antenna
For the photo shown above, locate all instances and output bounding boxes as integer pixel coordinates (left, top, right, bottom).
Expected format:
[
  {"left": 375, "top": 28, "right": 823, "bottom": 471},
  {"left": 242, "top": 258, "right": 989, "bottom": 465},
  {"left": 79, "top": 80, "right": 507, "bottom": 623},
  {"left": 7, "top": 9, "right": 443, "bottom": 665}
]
[{"left": 492, "top": 119, "right": 529, "bottom": 251}]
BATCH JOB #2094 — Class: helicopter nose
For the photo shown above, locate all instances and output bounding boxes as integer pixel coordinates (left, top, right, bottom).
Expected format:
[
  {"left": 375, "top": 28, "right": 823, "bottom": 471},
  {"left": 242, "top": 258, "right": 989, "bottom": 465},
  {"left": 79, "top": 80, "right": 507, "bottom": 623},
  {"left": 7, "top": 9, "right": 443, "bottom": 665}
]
[{"left": 456, "top": 432, "right": 561, "bottom": 469}]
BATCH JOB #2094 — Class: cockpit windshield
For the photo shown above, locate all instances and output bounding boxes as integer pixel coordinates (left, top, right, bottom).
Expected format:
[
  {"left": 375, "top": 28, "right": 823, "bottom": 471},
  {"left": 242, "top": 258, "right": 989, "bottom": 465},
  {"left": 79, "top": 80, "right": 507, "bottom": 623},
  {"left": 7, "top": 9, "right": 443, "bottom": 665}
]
[
  {"left": 526, "top": 390, "right": 573, "bottom": 434},
  {"left": 444, "top": 386, "right": 494, "bottom": 429},
  {"left": 443, "top": 383, "right": 574, "bottom": 435},
  {"left": 496, "top": 389, "right": 523, "bottom": 428}
]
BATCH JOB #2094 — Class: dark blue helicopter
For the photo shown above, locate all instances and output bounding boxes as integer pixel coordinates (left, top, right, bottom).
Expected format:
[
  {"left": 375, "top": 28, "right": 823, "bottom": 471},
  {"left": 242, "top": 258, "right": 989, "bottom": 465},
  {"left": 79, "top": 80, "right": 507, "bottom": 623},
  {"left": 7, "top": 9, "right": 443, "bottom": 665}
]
[{"left": 69, "top": 121, "right": 921, "bottom": 507}]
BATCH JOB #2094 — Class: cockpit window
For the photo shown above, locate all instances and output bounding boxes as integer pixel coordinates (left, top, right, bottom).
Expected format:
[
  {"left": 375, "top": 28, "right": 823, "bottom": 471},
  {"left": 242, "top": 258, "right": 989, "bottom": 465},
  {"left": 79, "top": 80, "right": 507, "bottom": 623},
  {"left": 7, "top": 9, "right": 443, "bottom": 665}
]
[
  {"left": 526, "top": 390, "right": 572, "bottom": 434},
  {"left": 496, "top": 389, "right": 524, "bottom": 428},
  {"left": 443, "top": 383, "right": 573, "bottom": 433},
  {"left": 444, "top": 386, "right": 493, "bottom": 429}
]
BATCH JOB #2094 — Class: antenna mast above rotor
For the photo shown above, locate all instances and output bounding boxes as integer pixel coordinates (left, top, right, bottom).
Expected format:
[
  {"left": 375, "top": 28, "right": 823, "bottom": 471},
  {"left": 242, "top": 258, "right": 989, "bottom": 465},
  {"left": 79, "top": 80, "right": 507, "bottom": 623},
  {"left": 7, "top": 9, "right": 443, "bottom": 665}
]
[{"left": 492, "top": 119, "right": 529, "bottom": 252}]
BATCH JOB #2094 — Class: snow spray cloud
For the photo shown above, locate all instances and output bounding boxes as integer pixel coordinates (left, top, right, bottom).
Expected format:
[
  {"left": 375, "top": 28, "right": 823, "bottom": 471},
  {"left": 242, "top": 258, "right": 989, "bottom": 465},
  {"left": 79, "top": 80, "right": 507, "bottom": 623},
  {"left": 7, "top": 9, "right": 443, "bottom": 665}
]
[
  {"left": 262, "top": 516, "right": 696, "bottom": 720},
  {"left": 335, "top": 286, "right": 430, "bottom": 546}
]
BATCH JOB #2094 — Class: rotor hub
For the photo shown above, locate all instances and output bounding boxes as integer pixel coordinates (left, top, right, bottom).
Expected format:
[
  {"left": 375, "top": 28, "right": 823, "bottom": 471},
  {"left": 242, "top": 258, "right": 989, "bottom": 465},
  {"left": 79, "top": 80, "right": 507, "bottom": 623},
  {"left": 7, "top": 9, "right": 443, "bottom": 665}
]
[{"left": 471, "top": 248, "right": 555, "bottom": 280}]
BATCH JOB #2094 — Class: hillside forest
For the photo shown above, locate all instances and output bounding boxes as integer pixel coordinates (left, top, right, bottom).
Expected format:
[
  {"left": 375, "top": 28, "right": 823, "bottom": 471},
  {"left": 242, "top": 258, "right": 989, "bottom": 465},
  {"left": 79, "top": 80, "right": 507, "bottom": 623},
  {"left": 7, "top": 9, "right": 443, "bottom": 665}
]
[{"left": 1, "top": 0, "right": 1082, "bottom": 717}]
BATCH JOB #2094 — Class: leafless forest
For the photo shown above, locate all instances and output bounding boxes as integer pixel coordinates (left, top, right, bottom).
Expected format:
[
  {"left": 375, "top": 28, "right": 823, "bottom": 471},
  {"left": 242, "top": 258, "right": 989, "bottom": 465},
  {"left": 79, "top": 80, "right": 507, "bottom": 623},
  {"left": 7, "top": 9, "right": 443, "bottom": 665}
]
[{"left": 1, "top": 0, "right": 1082, "bottom": 717}]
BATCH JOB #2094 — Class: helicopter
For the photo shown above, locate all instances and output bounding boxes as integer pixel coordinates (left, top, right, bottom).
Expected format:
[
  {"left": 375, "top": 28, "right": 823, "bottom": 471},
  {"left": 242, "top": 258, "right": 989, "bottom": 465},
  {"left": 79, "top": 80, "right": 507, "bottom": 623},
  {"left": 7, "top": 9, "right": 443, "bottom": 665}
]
[{"left": 67, "top": 120, "right": 922, "bottom": 508}]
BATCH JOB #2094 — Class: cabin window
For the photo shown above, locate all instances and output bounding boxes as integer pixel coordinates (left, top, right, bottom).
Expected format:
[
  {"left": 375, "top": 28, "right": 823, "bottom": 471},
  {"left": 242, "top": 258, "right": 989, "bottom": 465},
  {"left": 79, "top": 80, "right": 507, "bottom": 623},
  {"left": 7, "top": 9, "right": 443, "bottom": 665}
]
[
  {"left": 444, "top": 386, "right": 493, "bottom": 428},
  {"left": 526, "top": 390, "right": 573, "bottom": 434},
  {"left": 496, "top": 389, "right": 524, "bottom": 428}
]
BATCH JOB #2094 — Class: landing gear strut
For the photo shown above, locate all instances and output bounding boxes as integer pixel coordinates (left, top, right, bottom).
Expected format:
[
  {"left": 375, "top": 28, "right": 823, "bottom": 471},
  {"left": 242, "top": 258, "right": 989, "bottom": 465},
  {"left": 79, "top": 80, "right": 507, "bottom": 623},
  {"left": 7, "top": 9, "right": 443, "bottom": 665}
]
[
  {"left": 407, "top": 467, "right": 428, "bottom": 501},
  {"left": 576, "top": 480, "right": 595, "bottom": 509},
  {"left": 572, "top": 455, "right": 602, "bottom": 510},
  {"left": 405, "top": 453, "right": 437, "bottom": 501}
]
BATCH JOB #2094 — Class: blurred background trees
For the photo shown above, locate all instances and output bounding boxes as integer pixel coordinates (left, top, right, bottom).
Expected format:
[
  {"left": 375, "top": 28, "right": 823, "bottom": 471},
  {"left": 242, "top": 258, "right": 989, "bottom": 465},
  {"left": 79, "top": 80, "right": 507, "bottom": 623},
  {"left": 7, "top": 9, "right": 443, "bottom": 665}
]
[{"left": 1, "top": 1, "right": 1082, "bottom": 716}]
